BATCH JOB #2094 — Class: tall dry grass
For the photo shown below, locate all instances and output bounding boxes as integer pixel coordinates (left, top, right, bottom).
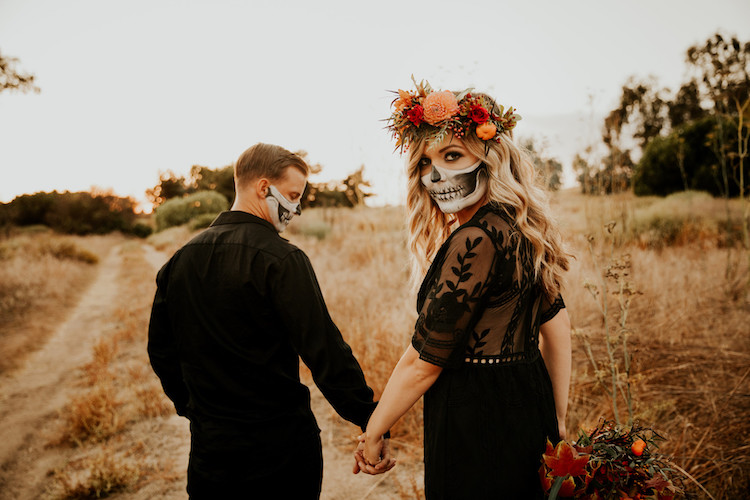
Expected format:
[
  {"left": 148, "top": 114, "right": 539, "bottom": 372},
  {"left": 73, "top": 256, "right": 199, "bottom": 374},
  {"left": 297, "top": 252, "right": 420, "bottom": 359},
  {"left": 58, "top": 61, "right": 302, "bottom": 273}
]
[
  {"left": 290, "top": 191, "right": 749, "bottom": 498},
  {"left": 22, "top": 190, "right": 748, "bottom": 498},
  {"left": 287, "top": 207, "right": 424, "bottom": 452},
  {"left": 0, "top": 230, "right": 122, "bottom": 374}
]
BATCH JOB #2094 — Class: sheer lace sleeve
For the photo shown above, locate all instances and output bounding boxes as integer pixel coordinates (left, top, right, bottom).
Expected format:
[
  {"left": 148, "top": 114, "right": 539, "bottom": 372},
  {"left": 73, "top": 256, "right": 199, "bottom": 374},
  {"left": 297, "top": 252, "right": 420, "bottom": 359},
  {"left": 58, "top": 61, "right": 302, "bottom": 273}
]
[
  {"left": 540, "top": 293, "right": 566, "bottom": 324},
  {"left": 412, "top": 227, "right": 496, "bottom": 367}
]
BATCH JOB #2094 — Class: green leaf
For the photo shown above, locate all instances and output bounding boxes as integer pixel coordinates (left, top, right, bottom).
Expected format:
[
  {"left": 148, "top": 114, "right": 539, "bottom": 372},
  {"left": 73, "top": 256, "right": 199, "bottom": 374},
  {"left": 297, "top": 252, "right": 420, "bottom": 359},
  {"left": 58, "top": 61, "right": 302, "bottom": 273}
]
[{"left": 548, "top": 475, "right": 568, "bottom": 500}]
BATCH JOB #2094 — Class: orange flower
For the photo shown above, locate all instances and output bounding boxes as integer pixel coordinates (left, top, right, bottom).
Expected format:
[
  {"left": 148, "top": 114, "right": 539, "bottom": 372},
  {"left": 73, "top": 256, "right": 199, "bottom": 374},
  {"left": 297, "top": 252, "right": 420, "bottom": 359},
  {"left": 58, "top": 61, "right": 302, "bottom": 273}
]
[
  {"left": 476, "top": 122, "right": 497, "bottom": 140},
  {"left": 422, "top": 90, "right": 459, "bottom": 125},
  {"left": 394, "top": 89, "right": 413, "bottom": 112}
]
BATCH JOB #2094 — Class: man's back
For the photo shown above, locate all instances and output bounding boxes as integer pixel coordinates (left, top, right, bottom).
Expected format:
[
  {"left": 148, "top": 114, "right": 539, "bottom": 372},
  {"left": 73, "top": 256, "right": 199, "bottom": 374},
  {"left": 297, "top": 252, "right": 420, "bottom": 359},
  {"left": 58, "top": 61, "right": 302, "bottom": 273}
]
[{"left": 154, "top": 211, "right": 318, "bottom": 431}]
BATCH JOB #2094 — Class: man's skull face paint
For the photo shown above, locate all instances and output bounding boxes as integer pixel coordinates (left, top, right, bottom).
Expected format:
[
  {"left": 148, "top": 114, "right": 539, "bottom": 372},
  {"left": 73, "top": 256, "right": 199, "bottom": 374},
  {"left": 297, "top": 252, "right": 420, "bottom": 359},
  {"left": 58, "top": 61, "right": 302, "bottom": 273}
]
[
  {"left": 421, "top": 159, "right": 488, "bottom": 214},
  {"left": 265, "top": 185, "right": 302, "bottom": 233}
]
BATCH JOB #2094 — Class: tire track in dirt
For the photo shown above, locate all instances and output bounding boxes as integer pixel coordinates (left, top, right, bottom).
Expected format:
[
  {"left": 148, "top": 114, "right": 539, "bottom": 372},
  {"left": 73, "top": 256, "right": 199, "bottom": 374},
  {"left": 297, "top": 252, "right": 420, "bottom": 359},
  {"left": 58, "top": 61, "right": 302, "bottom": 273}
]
[{"left": 0, "top": 245, "right": 126, "bottom": 499}]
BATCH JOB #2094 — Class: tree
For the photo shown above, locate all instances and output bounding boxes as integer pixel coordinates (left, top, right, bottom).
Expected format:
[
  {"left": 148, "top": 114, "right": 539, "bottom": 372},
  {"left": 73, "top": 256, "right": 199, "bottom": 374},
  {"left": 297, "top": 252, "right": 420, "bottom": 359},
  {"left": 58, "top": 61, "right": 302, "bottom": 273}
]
[
  {"left": 686, "top": 32, "right": 750, "bottom": 116},
  {"left": 302, "top": 166, "right": 373, "bottom": 208},
  {"left": 633, "top": 115, "right": 741, "bottom": 197},
  {"left": 190, "top": 165, "right": 235, "bottom": 204},
  {"left": 0, "top": 50, "right": 40, "bottom": 94},
  {"left": 520, "top": 138, "right": 563, "bottom": 191},
  {"left": 582, "top": 32, "right": 750, "bottom": 197},
  {"left": 668, "top": 80, "right": 707, "bottom": 128},
  {"left": 146, "top": 171, "right": 191, "bottom": 207}
]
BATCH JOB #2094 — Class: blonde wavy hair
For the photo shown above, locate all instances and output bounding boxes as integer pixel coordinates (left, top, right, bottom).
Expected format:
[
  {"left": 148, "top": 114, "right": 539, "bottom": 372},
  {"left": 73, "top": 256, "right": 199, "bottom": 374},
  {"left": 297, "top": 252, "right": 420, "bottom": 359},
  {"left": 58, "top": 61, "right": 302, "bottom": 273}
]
[{"left": 405, "top": 126, "right": 571, "bottom": 298}]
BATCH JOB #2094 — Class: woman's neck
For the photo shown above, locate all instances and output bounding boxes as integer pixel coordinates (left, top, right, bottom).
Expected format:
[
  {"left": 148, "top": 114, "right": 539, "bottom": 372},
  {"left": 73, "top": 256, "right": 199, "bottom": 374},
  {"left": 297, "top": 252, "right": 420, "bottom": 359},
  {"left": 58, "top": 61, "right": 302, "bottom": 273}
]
[{"left": 455, "top": 197, "right": 487, "bottom": 225}]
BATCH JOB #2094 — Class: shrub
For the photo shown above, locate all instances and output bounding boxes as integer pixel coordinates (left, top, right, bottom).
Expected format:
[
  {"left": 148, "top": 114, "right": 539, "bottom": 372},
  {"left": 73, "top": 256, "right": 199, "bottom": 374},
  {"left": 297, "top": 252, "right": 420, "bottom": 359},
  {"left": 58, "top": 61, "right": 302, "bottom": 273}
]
[
  {"left": 626, "top": 191, "right": 723, "bottom": 248},
  {"left": 4, "top": 191, "right": 141, "bottom": 235},
  {"left": 188, "top": 212, "right": 219, "bottom": 230},
  {"left": 154, "top": 191, "right": 228, "bottom": 231},
  {"left": 52, "top": 450, "right": 142, "bottom": 499},
  {"left": 40, "top": 240, "right": 100, "bottom": 264},
  {"left": 128, "top": 222, "right": 153, "bottom": 238},
  {"left": 633, "top": 115, "right": 744, "bottom": 197},
  {"left": 58, "top": 383, "right": 125, "bottom": 445}
]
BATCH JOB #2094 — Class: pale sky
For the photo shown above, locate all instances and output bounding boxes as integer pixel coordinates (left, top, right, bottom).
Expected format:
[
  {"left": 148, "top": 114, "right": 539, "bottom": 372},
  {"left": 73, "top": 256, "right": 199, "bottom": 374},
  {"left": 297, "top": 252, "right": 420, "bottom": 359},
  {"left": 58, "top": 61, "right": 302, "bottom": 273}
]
[{"left": 1, "top": 0, "right": 749, "bottom": 209}]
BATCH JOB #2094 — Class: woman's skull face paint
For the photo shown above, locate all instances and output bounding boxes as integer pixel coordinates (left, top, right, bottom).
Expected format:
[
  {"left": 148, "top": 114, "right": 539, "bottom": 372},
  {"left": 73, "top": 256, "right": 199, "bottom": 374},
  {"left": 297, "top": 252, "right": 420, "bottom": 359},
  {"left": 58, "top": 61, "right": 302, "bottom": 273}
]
[
  {"left": 420, "top": 159, "right": 488, "bottom": 213},
  {"left": 265, "top": 185, "right": 301, "bottom": 232}
]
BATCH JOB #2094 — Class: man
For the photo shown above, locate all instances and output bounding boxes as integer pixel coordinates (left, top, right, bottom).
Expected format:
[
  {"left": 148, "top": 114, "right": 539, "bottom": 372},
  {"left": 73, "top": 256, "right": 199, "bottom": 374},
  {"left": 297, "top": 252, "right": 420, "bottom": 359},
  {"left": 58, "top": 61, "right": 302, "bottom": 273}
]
[{"left": 148, "top": 143, "right": 392, "bottom": 499}]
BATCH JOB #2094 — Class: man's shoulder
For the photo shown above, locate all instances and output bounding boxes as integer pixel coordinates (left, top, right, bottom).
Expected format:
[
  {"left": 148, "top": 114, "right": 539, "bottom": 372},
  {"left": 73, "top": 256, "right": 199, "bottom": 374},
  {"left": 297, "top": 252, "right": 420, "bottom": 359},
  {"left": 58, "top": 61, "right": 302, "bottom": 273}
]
[{"left": 183, "top": 223, "right": 302, "bottom": 260}]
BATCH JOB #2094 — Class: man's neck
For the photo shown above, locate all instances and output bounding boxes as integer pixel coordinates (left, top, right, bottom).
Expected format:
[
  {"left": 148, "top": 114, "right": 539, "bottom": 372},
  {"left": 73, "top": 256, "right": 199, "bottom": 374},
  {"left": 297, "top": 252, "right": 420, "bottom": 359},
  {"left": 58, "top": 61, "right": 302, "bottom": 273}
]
[{"left": 231, "top": 197, "right": 268, "bottom": 222}]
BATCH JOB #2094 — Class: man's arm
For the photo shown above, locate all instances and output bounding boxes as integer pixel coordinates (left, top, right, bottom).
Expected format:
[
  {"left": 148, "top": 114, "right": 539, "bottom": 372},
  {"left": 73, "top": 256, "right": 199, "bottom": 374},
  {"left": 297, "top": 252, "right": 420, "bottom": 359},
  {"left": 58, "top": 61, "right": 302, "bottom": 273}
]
[
  {"left": 271, "top": 250, "right": 377, "bottom": 430},
  {"left": 147, "top": 260, "right": 189, "bottom": 417}
]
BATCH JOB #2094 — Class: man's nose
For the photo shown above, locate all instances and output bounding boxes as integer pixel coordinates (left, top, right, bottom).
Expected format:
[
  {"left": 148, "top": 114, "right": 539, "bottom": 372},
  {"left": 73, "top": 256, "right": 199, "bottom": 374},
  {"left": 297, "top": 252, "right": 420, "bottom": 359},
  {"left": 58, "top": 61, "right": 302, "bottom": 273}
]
[{"left": 430, "top": 165, "right": 442, "bottom": 182}]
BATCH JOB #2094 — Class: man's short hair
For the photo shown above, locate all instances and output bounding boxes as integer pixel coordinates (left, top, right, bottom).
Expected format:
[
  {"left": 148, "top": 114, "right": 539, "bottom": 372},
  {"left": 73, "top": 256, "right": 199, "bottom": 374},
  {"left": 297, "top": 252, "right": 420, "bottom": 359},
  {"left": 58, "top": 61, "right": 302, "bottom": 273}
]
[{"left": 234, "top": 143, "right": 309, "bottom": 187}]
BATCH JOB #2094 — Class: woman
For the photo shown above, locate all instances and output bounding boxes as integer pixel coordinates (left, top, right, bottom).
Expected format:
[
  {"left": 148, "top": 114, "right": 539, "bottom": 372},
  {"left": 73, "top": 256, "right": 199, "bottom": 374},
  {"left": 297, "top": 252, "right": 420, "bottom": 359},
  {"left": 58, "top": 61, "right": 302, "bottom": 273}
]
[{"left": 357, "top": 81, "right": 572, "bottom": 498}]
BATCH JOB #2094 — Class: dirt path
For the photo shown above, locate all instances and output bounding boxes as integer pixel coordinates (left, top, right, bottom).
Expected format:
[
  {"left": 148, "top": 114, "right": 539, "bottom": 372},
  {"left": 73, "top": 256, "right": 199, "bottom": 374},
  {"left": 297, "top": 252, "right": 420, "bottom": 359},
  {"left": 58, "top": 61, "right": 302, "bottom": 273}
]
[
  {"left": 0, "top": 245, "right": 127, "bottom": 499},
  {"left": 0, "top": 242, "right": 422, "bottom": 499}
]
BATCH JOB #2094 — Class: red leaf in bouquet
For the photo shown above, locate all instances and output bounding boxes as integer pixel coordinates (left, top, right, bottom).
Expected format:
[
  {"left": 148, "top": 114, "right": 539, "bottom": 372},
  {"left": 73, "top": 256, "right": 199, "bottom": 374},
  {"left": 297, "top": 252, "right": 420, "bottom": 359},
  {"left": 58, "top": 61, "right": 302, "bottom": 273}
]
[
  {"left": 645, "top": 475, "right": 670, "bottom": 491},
  {"left": 545, "top": 438, "right": 555, "bottom": 455},
  {"left": 582, "top": 492, "right": 603, "bottom": 500},
  {"left": 574, "top": 443, "right": 593, "bottom": 455},
  {"left": 543, "top": 440, "right": 590, "bottom": 477},
  {"left": 558, "top": 475, "right": 578, "bottom": 497},
  {"left": 538, "top": 464, "right": 554, "bottom": 493}
]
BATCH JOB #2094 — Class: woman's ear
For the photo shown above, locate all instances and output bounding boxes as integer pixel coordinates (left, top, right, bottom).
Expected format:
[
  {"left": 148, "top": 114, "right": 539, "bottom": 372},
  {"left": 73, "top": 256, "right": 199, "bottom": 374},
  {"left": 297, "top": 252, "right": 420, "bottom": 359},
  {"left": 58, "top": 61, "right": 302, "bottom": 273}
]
[{"left": 255, "top": 178, "right": 270, "bottom": 198}]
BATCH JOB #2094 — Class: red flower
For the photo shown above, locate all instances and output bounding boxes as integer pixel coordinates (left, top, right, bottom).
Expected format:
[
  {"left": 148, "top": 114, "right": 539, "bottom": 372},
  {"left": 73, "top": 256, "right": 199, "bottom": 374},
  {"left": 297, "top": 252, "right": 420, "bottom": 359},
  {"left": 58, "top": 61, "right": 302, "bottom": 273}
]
[
  {"left": 542, "top": 439, "right": 590, "bottom": 477},
  {"left": 407, "top": 105, "right": 424, "bottom": 126},
  {"left": 468, "top": 105, "right": 490, "bottom": 123}
]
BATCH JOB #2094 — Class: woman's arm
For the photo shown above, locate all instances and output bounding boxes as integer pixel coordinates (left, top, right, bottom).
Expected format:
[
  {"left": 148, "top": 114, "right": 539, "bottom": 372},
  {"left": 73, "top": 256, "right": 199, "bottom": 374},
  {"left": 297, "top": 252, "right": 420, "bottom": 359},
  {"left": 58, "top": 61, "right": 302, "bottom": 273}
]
[
  {"left": 539, "top": 308, "right": 572, "bottom": 440},
  {"left": 363, "top": 344, "right": 443, "bottom": 464}
]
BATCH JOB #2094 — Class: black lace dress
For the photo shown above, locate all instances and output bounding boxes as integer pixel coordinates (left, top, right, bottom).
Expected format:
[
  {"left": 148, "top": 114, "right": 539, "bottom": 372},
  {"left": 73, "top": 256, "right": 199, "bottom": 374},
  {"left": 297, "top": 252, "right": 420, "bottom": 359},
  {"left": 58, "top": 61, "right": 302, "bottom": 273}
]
[{"left": 412, "top": 203, "right": 566, "bottom": 500}]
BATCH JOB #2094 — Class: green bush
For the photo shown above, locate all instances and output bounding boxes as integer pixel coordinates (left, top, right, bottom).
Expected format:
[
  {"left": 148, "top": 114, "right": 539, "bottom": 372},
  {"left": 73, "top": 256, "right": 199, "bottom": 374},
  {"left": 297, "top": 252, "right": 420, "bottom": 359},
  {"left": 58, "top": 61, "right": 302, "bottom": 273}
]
[
  {"left": 129, "top": 222, "right": 153, "bottom": 238},
  {"left": 154, "top": 191, "right": 228, "bottom": 231},
  {"left": 626, "top": 191, "right": 722, "bottom": 248},
  {"left": 3, "top": 191, "right": 140, "bottom": 235},
  {"left": 188, "top": 213, "right": 219, "bottom": 230},
  {"left": 633, "top": 115, "right": 744, "bottom": 197}
]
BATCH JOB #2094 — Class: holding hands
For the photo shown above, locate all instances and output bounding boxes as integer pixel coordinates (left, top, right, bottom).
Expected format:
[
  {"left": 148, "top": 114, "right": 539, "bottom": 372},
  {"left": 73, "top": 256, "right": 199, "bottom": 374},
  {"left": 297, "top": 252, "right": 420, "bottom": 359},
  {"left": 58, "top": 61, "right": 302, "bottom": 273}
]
[{"left": 352, "top": 433, "right": 396, "bottom": 475}]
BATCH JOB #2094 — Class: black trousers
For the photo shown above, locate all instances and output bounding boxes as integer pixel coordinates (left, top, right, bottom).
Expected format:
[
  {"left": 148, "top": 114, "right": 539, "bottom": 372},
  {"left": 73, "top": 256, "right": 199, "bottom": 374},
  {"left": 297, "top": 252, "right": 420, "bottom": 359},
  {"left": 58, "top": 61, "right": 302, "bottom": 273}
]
[{"left": 186, "top": 422, "right": 323, "bottom": 499}]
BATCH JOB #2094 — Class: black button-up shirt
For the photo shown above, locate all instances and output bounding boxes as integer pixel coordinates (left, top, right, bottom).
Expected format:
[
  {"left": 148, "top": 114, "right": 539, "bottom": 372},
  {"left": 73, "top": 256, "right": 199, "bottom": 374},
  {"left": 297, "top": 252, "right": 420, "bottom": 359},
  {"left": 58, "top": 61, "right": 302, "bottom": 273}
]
[{"left": 148, "top": 210, "right": 377, "bottom": 444}]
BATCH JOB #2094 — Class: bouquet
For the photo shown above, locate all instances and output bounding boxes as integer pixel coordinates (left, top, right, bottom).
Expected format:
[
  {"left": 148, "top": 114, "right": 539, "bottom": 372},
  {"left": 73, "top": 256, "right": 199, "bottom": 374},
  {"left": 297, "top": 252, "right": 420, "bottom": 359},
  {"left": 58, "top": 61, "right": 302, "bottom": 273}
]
[{"left": 539, "top": 419, "right": 682, "bottom": 499}]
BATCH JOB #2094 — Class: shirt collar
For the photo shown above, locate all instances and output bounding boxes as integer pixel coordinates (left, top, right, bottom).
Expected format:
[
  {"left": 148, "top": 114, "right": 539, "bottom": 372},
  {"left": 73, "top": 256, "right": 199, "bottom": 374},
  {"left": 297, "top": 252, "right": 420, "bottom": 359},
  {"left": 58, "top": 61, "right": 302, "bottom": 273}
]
[{"left": 210, "top": 210, "right": 277, "bottom": 232}]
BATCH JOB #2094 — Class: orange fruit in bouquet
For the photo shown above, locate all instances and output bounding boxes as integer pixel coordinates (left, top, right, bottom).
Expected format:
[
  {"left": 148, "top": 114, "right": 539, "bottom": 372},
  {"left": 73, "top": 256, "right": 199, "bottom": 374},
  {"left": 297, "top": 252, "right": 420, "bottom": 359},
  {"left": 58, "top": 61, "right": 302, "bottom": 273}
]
[{"left": 631, "top": 439, "right": 646, "bottom": 456}]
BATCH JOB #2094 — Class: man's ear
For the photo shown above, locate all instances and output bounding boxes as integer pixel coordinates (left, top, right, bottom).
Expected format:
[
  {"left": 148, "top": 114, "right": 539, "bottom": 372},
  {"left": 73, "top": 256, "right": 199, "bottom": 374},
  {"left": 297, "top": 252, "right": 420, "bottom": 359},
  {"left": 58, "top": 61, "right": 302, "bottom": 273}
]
[{"left": 255, "top": 178, "right": 270, "bottom": 198}]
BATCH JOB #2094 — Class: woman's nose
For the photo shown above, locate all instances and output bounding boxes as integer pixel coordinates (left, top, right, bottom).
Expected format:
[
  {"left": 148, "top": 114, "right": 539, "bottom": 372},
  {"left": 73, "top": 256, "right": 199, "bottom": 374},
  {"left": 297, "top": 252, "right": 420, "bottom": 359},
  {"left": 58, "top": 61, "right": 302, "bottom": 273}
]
[{"left": 430, "top": 165, "right": 442, "bottom": 182}]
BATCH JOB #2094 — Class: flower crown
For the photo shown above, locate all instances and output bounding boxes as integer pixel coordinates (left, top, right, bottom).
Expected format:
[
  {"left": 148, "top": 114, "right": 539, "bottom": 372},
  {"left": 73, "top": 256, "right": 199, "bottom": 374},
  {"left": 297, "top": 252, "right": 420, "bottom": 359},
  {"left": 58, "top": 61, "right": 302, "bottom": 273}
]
[{"left": 386, "top": 76, "right": 521, "bottom": 152}]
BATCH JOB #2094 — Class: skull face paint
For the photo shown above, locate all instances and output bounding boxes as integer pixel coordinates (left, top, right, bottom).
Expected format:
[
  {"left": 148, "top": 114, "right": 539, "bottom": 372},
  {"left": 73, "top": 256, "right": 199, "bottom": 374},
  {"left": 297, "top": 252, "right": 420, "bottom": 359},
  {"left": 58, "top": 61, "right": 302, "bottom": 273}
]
[
  {"left": 265, "top": 185, "right": 302, "bottom": 232},
  {"left": 421, "top": 159, "right": 488, "bottom": 213}
]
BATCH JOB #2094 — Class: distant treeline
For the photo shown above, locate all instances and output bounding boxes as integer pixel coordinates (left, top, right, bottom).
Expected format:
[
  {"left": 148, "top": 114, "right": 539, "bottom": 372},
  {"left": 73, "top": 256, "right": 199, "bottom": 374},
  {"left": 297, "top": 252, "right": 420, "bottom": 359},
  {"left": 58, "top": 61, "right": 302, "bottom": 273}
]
[
  {"left": 576, "top": 32, "right": 750, "bottom": 198},
  {"left": 0, "top": 191, "right": 151, "bottom": 237},
  {"left": 147, "top": 155, "right": 374, "bottom": 214}
]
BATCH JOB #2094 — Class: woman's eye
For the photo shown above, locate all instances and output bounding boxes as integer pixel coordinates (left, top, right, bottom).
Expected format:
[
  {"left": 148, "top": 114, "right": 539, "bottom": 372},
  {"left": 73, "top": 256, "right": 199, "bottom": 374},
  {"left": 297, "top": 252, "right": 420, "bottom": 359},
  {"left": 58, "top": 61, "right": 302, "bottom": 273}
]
[
  {"left": 418, "top": 158, "right": 431, "bottom": 168},
  {"left": 445, "top": 151, "right": 462, "bottom": 161}
]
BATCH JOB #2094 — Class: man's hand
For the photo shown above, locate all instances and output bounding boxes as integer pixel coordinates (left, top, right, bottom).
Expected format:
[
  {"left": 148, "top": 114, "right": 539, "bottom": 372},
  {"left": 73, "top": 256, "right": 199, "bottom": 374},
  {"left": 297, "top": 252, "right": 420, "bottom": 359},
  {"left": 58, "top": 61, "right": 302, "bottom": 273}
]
[{"left": 352, "top": 433, "right": 396, "bottom": 475}]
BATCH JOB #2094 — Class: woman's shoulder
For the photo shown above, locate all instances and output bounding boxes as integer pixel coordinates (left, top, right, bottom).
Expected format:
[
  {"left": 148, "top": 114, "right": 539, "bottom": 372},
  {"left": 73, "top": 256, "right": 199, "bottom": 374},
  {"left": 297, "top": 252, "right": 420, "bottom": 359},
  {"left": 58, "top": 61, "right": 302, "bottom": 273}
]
[{"left": 454, "top": 203, "right": 516, "bottom": 245}]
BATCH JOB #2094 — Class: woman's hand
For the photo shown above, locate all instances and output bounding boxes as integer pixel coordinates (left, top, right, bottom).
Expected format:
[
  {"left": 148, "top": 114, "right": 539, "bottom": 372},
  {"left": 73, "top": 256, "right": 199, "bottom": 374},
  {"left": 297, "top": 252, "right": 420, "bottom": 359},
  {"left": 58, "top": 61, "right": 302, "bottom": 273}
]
[
  {"left": 364, "top": 432, "right": 385, "bottom": 465},
  {"left": 352, "top": 433, "right": 396, "bottom": 475}
]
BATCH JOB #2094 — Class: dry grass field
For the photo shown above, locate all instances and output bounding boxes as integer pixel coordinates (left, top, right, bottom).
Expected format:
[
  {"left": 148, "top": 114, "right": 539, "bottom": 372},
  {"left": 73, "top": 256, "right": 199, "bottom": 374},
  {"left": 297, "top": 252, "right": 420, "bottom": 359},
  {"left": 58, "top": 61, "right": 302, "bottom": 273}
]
[
  {"left": 0, "top": 229, "right": 123, "bottom": 374},
  {"left": 0, "top": 189, "right": 747, "bottom": 499}
]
